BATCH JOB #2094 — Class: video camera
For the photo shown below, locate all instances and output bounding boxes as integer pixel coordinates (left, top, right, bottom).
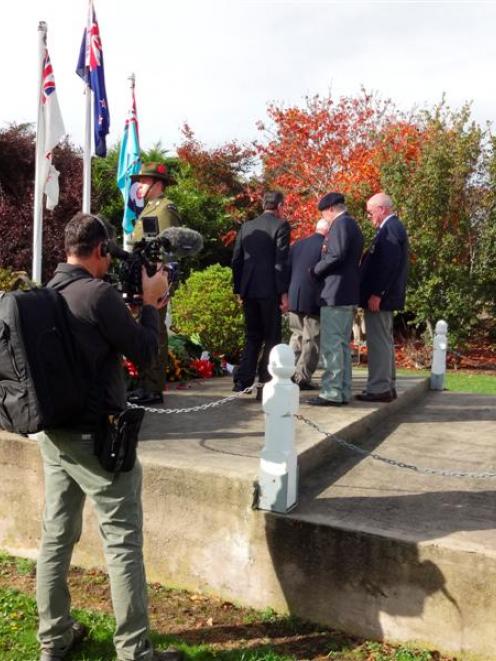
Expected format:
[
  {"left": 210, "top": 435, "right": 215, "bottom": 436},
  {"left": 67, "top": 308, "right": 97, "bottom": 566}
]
[{"left": 109, "top": 217, "right": 203, "bottom": 304}]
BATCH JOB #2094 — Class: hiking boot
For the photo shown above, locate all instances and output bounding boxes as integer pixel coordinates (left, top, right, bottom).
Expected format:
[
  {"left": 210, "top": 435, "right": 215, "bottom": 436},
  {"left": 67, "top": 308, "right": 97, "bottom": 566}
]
[{"left": 39, "top": 621, "right": 88, "bottom": 660}]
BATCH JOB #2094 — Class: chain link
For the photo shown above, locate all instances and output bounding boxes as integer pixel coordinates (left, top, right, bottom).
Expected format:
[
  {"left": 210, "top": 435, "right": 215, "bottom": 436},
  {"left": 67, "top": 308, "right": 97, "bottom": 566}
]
[
  {"left": 295, "top": 414, "right": 496, "bottom": 480},
  {"left": 127, "top": 386, "right": 254, "bottom": 415}
]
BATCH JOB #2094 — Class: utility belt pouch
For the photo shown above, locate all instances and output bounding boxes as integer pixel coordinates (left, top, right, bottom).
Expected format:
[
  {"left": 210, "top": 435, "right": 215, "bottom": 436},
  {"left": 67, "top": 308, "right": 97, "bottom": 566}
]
[{"left": 95, "top": 407, "right": 145, "bottom": 473}]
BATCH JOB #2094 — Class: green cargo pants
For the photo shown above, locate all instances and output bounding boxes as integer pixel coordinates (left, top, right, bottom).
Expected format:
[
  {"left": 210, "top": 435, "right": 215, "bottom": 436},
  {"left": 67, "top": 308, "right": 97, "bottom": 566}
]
[
  {"left": 35, "top": 429, "right": 153, "bottom": 660},
  {"left": 319, "top": 305, "right": 355, "bottom": 403}
]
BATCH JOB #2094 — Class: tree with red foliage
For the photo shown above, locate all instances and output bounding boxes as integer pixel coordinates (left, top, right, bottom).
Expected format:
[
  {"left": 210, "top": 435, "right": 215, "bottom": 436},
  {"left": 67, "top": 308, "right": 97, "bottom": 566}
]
[
  {"left": 0, "top": 124, "right": 82, "bottom": 282},
  {"left": 255, "top": 91, "right": 420, "bottom": 240}
]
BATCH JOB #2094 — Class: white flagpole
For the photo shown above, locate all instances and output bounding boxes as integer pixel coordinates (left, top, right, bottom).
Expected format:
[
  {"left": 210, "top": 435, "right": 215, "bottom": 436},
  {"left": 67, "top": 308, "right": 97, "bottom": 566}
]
[
  {"left": 82, "top": 85, "right": 92, "bottom": 213},
  {"left": 82, "top": 0, "right": 92, "bottom": 213},
  {"left": 32, "top": 21, "right": 47, "bottom": 284}
]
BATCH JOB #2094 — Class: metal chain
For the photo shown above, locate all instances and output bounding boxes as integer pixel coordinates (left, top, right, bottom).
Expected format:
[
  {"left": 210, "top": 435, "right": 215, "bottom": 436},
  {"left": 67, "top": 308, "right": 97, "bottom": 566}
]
[
  {"left": 127, "top": 386, "right": 254, "bottom": 415},
  {"left": 295, "top": 414, "right": 496, "bottom": 480}
]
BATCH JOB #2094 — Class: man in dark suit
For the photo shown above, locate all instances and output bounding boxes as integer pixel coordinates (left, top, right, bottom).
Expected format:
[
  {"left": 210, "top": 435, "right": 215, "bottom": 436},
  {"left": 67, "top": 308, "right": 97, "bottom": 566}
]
[
  {"left": 357, "top": 192, "right": 409, "bottom": 403},
  {"left": 307, "top": 193, "right": 364, "bottom": 407},
  {"left": 287, "top": 218, "right": 329, "bottom": 390},
  {"left": 232, "top": 191, "right": 290, "bottom": 392}
]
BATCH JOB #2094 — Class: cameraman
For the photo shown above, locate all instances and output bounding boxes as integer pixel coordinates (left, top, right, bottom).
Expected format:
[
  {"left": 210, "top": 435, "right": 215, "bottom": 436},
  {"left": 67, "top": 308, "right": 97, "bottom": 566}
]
[
  {"left": 128, "top": 162, "right": 181, "bottom": 405},
  {"left": 35, "top": 213, "right": 179, "bottom": 661}
]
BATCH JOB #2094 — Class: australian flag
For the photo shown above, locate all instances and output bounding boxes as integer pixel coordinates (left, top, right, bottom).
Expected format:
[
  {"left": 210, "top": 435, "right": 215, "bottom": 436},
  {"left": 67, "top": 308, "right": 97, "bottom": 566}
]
[{"left": 76, "top": 2, "right": 110, "bottom": 157}]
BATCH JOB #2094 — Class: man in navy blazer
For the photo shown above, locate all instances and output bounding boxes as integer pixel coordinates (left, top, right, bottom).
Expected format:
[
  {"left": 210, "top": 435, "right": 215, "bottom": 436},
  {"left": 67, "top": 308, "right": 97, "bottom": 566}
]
[
  {"left": 357, "top": 193, "right": 409, "bottom": 402},
  {"left": 287, "top": 218, "right": 329, "bottom": 390},
  {"left": 307, "top": 193, "right": 364, "bottom": 406},
  {"left": 232, "top": 191, "right": 290, "bottom": 393}
]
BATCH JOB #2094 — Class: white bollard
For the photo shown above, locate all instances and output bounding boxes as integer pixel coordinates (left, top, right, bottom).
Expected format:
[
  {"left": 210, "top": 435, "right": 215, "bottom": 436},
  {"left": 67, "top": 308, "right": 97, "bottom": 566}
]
[
  {"left": 430, "top": 320, "right": 448, "bottom": 391},
  {"left": 257, "top": 344, "right": 299, "bottom": 513}
]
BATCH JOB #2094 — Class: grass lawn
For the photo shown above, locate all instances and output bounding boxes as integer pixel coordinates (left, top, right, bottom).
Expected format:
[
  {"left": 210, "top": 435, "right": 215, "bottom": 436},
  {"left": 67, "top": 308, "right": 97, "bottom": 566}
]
[
  {"left": 0, "top": 552, "right": 451, "bottom": 661},
  {"left": 354, "top": 367, "right": 496, "bottom": 396}
]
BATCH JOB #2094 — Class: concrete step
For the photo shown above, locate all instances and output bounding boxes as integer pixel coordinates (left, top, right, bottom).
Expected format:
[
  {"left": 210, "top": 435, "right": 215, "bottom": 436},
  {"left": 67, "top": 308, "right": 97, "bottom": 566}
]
[{"left": 1, "top": 379, "right": 495, "bottom": 658}]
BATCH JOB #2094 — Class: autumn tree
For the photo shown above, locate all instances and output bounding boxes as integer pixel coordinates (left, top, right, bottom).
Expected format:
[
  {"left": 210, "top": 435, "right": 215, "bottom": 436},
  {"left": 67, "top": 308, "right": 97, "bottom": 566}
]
[{"left": 256, "top": 91, "right": 401, "bottom": 239}]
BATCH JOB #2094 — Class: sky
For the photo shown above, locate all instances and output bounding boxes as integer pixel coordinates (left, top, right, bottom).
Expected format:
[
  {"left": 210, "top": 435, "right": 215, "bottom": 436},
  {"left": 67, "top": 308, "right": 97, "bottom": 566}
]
[{"left": 2, "top": 0, "right": 496, "bottom": 155}]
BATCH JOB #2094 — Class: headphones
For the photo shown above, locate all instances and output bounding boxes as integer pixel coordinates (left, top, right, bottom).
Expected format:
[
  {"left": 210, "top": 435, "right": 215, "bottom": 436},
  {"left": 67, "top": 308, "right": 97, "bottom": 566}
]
[{"left": 92, "top": 215, "right": 110, "bottom": 257}]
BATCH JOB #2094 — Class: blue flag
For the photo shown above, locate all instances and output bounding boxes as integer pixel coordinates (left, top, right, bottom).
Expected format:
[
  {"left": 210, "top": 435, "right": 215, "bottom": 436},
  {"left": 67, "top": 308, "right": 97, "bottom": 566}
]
[
  {"left": 76, "top": 2, "right": 110, "bottom": 157},
  {"left": 117, "top": 86, "right": 143, "bottom": 234}
]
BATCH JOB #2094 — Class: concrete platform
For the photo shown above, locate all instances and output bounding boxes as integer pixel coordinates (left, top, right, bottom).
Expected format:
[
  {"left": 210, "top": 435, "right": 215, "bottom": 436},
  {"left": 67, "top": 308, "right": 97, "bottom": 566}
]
[
  {"left": 1, "top": 373, "right": 496, "bottom": 659},
  {"left": 137, "top": 372, "right": 428, "bottom": 480}
]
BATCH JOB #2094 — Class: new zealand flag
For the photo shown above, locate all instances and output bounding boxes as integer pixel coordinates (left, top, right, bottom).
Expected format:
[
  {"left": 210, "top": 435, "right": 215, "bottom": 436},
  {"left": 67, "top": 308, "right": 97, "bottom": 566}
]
[{"left": 76, "top": 3, "right": 110, "bottom": 157}]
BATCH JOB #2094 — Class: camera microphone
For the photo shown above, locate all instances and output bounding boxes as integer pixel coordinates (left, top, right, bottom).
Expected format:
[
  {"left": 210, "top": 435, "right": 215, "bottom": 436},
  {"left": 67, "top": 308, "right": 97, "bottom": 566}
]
[{"left": 158, "top": 226, "right": 203, "bottom": 257}]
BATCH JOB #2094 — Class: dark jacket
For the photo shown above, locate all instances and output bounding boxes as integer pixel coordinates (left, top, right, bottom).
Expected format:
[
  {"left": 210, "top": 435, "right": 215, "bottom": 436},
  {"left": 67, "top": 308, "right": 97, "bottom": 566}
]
[
  {"left": 232, "top": 212, "right": 290, "bottom": 298},
  {"left": 359, "top": 215, "right": 409, "bottom": 310},
  {"left": 313, "top": 212, "right": 364, "bottom": 306},
  {"left": 48, "top": 263, "right": 159, "bottom": 429},
  {"left": 288, "top": 233, "right": 325, "bottom": 315}
]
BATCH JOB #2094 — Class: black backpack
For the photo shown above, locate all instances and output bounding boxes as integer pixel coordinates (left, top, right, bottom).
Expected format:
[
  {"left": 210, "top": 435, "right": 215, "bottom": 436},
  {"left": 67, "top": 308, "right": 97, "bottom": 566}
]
[{"left": 0, "top": 282, "right": 88, "bottom": 434}]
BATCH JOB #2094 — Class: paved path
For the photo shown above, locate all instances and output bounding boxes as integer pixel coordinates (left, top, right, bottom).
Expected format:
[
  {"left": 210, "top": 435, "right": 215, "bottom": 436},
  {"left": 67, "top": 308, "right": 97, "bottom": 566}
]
[{"left": 294, "top": 390, "right": 496, "bottom": 553}]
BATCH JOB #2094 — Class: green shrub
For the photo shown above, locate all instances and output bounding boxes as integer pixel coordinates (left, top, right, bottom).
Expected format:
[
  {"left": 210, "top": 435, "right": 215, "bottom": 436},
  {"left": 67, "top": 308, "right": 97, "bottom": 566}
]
[
  {"left": 171, "top": 264, "right": 244, "bottom": 359},
  {"left": 0, "top": 267, "right": 33, "bottom": 291}
]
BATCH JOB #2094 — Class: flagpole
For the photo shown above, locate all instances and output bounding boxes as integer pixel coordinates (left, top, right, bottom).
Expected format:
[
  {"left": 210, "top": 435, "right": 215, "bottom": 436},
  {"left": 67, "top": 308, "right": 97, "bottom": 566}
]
[
  {"left": 82, "top": 0, "right": 92, "bottom": 213},
  {"left": 82, "top": 84, "right": 92, "bottom": 213},
  {"left": 32, "top": 21, "right": 47, "bottom": 284}
]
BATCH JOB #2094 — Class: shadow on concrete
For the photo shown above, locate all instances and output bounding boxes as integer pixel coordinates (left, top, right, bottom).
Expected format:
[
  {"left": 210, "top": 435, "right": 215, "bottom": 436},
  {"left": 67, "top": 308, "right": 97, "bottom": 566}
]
[
  {"left": 262, "top": 390, "right": 496, "bottom": 646},
  {"left": 263, "top": 512, "right": 454, "bottom": 644},
  {"left": 297, "top": 490, "right": 496, "bottom": 542}
]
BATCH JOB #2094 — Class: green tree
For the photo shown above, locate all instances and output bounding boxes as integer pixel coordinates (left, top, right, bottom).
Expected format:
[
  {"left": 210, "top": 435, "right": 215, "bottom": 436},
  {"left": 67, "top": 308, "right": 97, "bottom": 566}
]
[
  {"left": 91, "top": 144, "right": 123, "bottom": 234},
  {"left": 380, "top": 102, "right": 492, "bottom": 344}
]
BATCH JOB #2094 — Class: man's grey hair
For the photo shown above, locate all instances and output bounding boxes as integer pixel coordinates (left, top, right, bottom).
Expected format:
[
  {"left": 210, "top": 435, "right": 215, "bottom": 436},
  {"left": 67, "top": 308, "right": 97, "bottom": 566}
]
[{"left": 315, "top": 218, "right": 330, "bottom": 234}]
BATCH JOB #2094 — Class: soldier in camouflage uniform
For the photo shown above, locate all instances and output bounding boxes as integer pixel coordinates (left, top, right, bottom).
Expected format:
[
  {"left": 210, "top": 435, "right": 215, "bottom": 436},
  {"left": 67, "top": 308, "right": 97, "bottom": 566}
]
[{"left": 127, "top": 162, "right": 181, "bottom": 405}]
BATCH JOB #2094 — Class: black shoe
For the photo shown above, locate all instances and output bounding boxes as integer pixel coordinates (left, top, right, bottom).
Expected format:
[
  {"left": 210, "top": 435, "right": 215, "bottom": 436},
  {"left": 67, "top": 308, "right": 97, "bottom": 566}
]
[
  {"left": 153, "top": 648, "right": 184, "bottom": 661},
  {"left": 255, "top": 385, "right": 264, "bottom": 402},
  {"left": 298, "top": 381, "right": 319, "bottom": 391},
  {"left": 127, "top": 389, "right": 163, "bottom": 405},
  {"left": 40, "top": 621, "right": 88, "bottom": 660},
  {"left": 307, "top": 396, "right": 345, "bottom": 407},
  {"left": 360, "top": 388, "right": 397, "bottom": 400},
  {"left": 356, "top": 391, "right": 394, "bottom": 403},
  {"left": 232, "top": 382, "right": 252, "bottom": 393}
]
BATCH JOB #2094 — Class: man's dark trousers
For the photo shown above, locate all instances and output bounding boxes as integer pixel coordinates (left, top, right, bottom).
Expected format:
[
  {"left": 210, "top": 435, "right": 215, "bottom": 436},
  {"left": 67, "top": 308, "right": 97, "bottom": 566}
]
[{"left": 235, "top": 297, "right": 281, "bottom": 386}]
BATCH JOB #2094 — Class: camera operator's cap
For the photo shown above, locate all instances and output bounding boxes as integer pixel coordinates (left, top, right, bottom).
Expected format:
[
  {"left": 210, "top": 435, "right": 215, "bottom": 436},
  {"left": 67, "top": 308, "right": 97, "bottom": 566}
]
[
  {"left": 130, "top": 162, "right": 176, "bottom": 185},
  {"left": 318, "top": 192, "right": 345, "bottom": 211}
]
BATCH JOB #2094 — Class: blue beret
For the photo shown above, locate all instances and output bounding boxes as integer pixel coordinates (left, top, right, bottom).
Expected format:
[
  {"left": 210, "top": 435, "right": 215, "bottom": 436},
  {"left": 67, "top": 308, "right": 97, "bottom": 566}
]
[{"left": 318, "top": 192, "right": 345, "bottom": 211}]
